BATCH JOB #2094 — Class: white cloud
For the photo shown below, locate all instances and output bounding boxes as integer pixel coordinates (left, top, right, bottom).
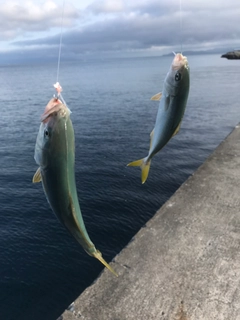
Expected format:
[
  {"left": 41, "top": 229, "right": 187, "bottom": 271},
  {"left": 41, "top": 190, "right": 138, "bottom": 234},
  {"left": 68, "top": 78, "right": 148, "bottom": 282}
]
[
  {"left": 0, "top": 1, "right": 79, "bottom": 40},
  {"left": 88, "top": 0, "right": 125, "bottom": 13}
]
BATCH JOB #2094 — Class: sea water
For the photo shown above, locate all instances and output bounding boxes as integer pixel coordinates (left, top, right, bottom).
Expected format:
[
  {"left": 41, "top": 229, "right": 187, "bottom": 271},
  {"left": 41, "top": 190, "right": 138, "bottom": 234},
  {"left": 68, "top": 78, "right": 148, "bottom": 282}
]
[{"left": 0, "top": 54, "right": 239, "bottom": 320}]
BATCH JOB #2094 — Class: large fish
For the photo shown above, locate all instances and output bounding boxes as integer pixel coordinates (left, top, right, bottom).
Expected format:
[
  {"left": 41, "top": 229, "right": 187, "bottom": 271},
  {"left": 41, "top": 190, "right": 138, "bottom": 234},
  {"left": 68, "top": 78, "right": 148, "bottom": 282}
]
[
  {"left": 128, "top": 53, "right": 190, "bottom": 183},
  {"left": 33, "top": 95, "right": 117, "bottom": 276}
]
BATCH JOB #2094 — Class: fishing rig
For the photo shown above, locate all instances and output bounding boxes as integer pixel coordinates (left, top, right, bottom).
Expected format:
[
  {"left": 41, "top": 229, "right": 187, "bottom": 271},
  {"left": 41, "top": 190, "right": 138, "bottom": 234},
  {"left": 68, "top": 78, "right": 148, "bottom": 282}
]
[{"left": 53, "top": 1, "right": 67, "bottom": 107}]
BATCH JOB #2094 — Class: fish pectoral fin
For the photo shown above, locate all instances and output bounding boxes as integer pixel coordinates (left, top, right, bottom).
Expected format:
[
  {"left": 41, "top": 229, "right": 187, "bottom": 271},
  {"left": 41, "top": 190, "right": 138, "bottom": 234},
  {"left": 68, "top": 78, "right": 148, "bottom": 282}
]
[
  {"left": 172, "top": 121, "right": 182, "bottom": 137},
  {"left": 164, "top": 95, "right": 171, "bottom": 111},
  {"left": 92, "top": 250, "right": 118, "bottom": 277},
  {"left": 32, "top": 167, "right": 42, "bottom": 183},
  {"left": 150, "top": 92, "right": 162, "bottom": 101}
]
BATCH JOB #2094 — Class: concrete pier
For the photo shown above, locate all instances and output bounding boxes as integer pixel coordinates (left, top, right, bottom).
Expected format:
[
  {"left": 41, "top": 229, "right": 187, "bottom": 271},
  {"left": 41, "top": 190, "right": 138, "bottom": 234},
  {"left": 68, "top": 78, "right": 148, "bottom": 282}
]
[{"left": 61, "top": 125, "right": 240, "bottom": 320}]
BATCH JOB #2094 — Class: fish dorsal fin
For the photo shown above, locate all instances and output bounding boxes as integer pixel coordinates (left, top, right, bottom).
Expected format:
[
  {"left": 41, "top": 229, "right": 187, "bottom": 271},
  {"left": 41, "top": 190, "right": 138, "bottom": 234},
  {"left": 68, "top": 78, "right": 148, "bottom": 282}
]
[
  {"left": 150, "top": 92, "right": 162, "bottom": 101},
  {"left": 172, "top": 121, "right": 182, "bottom": 137},
  {"left": 32, "top": 167, "right": 42, "bottom": 183}
]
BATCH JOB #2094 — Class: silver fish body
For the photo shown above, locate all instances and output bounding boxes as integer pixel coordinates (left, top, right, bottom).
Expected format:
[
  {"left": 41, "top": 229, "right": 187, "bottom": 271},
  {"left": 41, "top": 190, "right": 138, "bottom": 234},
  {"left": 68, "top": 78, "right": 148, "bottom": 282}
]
[
  {"left": 128, "top": 53, "right": 190, "bottom": 183},
  {"left": 33, "top": 98, "right": 117, "bottom": 276}
]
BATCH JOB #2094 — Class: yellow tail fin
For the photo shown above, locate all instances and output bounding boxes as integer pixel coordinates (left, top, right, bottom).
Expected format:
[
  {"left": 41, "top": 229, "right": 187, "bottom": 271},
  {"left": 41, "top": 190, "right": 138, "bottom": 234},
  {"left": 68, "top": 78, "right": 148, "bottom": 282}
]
[
  {"left": 127, "top": 158, "right": 151, "bottom": 184},
  {"left": 92, "top": 250, "right": 118, "bottom": 277}
]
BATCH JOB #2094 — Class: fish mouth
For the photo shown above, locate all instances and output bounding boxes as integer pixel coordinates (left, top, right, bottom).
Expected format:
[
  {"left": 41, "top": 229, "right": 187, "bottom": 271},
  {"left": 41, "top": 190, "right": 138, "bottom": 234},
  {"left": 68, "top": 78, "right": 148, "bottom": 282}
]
[
  {"left": 41, "top": 98, "right": 68, "bottom": 122},
  {"left": 172, "top": 53, "right": 188, "bottom": 70}
]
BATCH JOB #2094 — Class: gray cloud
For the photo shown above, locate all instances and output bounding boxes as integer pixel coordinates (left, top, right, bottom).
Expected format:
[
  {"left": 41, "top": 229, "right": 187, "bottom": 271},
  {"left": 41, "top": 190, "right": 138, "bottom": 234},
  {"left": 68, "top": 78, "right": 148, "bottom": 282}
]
[{"left": 2, "top": 0, "right": 240, "bottom": 62}]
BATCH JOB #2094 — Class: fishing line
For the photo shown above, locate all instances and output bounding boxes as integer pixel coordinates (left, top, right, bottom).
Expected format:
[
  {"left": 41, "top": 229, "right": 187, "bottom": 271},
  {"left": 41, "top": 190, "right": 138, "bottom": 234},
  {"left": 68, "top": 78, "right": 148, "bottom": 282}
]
[
  {"left": 54, "top": 0, "right": 68, "bottom": 108},
  {"left": 56, "top": 0, "right": 65, "bottom": 83},
  {"left": 179, "top": 0, "right": 183, "bottom": 53}
]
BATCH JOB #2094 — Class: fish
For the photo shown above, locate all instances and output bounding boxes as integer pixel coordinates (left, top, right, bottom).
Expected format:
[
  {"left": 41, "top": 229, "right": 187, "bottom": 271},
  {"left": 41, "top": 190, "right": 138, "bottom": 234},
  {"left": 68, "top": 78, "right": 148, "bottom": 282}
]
[
  {"left": 127, "top": 53, "right": 190, "bottom": 183},
  {"left": 33, "top": 95, "right": 117, "bottom": 277}
]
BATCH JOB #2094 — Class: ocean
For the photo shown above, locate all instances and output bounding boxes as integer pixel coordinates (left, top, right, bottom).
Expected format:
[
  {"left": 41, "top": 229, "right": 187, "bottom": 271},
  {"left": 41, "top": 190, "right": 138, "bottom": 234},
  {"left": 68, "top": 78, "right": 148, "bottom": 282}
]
[{"left": 0, "top": 54, "right": 239, "bottom": 320}]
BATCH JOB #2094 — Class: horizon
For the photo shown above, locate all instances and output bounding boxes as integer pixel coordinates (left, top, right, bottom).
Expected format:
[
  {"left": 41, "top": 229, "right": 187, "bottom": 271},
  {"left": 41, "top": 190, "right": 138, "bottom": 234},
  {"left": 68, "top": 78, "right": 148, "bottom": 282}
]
[{"left": 0, "top": 47, "right": 233, "bottom": 67}]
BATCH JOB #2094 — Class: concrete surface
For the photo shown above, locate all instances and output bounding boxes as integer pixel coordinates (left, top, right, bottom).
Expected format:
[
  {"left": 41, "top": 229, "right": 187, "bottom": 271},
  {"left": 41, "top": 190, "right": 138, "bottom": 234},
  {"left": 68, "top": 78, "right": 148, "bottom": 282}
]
[{"left": 61, "top": 125, "right": 240, "bottom": 320}]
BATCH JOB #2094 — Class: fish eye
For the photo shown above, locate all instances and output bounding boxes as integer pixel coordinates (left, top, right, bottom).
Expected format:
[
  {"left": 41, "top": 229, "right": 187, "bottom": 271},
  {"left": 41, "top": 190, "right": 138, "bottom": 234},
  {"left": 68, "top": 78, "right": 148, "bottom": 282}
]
[
  {"left": 175, "top": 72, "right": 181, "bottom": 81},
  {"left": 44, "top": 129, "right": 50, "bottom": 138}
]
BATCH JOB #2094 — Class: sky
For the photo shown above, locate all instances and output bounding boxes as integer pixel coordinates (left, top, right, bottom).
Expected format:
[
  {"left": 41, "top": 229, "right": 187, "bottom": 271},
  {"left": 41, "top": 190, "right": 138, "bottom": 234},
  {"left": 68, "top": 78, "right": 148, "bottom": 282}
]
[{"left": 0, "top": 0, "right": 240, "bottom": 63}]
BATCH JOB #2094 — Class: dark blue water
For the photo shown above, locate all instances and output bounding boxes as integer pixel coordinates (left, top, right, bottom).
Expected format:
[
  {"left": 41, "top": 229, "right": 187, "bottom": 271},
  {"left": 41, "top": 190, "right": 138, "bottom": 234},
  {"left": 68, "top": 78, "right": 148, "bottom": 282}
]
[{"left": 0, "top": 54, "right": 239, "bottom": 320}]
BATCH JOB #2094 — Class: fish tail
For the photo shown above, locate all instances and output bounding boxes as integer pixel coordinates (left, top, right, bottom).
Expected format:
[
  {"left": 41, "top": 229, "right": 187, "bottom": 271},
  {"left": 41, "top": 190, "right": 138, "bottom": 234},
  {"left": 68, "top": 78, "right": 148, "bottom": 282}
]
[
  {"left": 92, "top": 250, "right": 118, "bottom": 277},
  {"left": 127, "top": 157, "right": 151, "bottom": 184}
]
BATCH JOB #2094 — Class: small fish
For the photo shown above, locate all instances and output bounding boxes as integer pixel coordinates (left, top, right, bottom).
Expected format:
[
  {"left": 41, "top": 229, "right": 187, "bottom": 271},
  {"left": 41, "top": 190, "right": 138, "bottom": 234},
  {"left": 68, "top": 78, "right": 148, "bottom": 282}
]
[
  {"left": 128, "top": 53, "right": 190, "bottom": 183},
  {"left": 33, "top": 96, "right": 117, "bottom": 276}
]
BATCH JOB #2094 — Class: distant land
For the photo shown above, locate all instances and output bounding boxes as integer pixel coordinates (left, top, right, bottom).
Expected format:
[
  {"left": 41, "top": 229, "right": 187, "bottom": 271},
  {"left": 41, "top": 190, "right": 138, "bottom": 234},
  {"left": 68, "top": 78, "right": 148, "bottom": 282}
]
[
  {"left": 221, "top": 50, "right": 240, "bottom": 59},
  {"left": 163, "top": 48, "right": 240, "bottom": 57},
  {"left": 0, "top": 47, "right": 239, "bottom": 66}
]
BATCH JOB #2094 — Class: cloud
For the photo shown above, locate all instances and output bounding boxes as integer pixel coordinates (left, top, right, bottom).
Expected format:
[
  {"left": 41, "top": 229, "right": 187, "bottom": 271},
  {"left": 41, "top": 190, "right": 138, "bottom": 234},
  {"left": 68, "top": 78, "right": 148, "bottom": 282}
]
[
  {"left": 12, "top": 1, "right": 240, "bottom": 53},
  {"left": 0, "top": 1, "right": 79, "bottom": 40},
  {"left": 1, "top": 0, "right": 240, "bottom": 63},
  {"left": 88, "top": 0, "right": 125, "bottom": 14}
]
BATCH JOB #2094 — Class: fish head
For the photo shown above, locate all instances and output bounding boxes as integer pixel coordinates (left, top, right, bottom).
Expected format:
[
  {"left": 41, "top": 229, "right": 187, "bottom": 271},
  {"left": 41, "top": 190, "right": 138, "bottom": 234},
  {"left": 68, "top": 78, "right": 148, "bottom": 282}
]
[
  {"left": 166, "top": 53, "right": 190, "bottom": 92},
  {"left": 34, "top": 98, "right": 71, "bottom": 168}
]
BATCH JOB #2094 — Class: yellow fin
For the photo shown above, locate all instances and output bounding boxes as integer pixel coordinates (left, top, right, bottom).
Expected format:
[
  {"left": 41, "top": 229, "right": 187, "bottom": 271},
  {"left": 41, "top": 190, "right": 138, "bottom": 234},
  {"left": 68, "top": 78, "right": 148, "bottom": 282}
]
[
  {"left": 151, "top": 92, "right": 162, "bottom": 101},
  {"left": 172, "top": 121, "right": 182, "bottom": 137},
  {"left": 127, "top": 158, "right": 151, "bottom": 184},
  {"left": 68, "top": 195, "right": 118, "bottom": 277},
  {"left": 32, "top": 167, "right": 42, "bottom": 183},
  {"left": 141, "top": 161, "right": 151, "bottom": 184},
  {"left": 92, "top": 250, "right": 118, "bottom": 277},
  {"left": 127, "top": 159, "right": 143, "bottom": 167}
]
